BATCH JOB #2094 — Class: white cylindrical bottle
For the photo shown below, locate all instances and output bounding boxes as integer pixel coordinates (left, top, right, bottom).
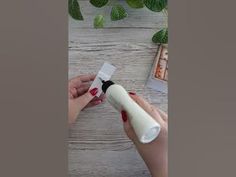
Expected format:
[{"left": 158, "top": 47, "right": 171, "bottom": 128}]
[{"left": 101, "top": 80, "right": 161, "bottom": 144}]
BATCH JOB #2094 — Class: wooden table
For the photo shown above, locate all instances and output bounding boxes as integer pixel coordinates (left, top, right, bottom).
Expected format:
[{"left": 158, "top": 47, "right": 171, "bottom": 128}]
[{"left": 69, "top": 1, "right": 167, "bottom": 176}]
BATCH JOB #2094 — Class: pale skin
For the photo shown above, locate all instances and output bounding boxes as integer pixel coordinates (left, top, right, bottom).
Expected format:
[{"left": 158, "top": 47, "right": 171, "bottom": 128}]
[
  {"left": 68, "top": 74, "right": 168, "bottom": 177},
  {"left": 123, "top": 93, "right": 168, "bottom": 177},
  {"left": 68, "top": 74, "right": 104, "bottom": 124}
]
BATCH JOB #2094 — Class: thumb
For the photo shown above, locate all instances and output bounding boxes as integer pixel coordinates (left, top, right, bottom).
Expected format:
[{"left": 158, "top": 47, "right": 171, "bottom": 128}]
[{"left": 76, "top": 87, "right": 98, "bottom": 110}]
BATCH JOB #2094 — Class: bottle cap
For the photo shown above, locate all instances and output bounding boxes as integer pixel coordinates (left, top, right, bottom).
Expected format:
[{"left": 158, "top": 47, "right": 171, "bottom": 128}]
[{"left": 101, "top": 80, "right": 114, "bottom": 93}]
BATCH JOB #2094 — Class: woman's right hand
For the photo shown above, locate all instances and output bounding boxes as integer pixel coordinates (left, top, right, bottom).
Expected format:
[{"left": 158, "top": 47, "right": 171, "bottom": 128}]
[{"left": 121, "top": 92, "right": 168, "bottom": 177}]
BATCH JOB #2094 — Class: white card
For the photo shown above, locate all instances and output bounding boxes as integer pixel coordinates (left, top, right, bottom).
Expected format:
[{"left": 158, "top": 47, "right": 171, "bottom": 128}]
[{"left": 89, "top": 62, "right": 116, "bottom": 97}]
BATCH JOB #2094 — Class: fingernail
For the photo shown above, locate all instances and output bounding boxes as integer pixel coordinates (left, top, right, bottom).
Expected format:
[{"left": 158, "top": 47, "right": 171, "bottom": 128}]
[
  {"left": 89, "top": 88, "right": 98, "bottom": 96},
  {"left": 129, "top": 92, "right": 136, "bottom": 95},
  {"left": 121, "top": 110, "right": 128, "bottom": 122}
]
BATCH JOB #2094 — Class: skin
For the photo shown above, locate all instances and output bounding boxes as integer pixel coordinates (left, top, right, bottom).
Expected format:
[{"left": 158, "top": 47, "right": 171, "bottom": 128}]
[
  {"left": 68, "top": 74, "right": 168, "bottom": 177},
  {"left": 68, "top": 74, "right": 104, "bottom": 124},
  {"left": 123, "top": 94, "right": 168, "bottom": 177}
]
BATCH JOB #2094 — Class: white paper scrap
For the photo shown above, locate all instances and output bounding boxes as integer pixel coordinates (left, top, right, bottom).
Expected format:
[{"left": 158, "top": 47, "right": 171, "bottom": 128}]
[{"left": 89, "top": 62, "right": 116, "bottom": 97}]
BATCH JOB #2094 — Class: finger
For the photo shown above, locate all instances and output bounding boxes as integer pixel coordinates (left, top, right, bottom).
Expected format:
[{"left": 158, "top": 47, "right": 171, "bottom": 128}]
[
  {"left": 70, "top": 83, "right": 90, "bottom": 99},
  {"left": 129, "top": 93, "right": 164, "bottom": 125},
  {"left": 69, "top": 87, "right": 78, "bottom": 98},
  {"left": 77, "top": 74, "right": 96, "bottom": 82},
  {"left": 156, "top": 108, "right": 168, "bottom": 122},
  {"left": 76, "top": 87, "right": 98, "bottom": 110},
  {"left": 84, "top": 94, "right": 105, "bottom": 109},
  {"left": 69, "top": 77, "right": 82, "bottom": 89},
  {"left": 85, "top": 99, "right": 103, "bottom": 109},
  {"left": 121, "top": 111, "right": 138, "bottom": 142},
  {"left": 91, "top": 95, "right": 104, "bottom": 102},
  {"left": 76, "top": 83, "right": 90, "bottom": 96},
  {"left": 69, "top": 74, "right": 96, "bottom": 88},
  {"left": 95, "top": 93, "right": 106, "bottom": 101}
]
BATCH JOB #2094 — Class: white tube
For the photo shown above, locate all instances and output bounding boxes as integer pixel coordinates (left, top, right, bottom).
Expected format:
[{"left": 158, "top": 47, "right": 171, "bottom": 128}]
[{"left": 105, "top": 84, "right": 161, "bottom": 143}]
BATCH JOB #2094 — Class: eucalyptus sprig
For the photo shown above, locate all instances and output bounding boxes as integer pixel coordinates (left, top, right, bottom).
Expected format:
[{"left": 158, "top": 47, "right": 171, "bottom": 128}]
[{"left": 69, "top": 0, "right": 168, "bottom": 44}]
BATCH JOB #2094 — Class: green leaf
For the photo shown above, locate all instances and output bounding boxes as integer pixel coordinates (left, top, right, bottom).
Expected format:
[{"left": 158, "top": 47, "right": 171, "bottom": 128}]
[
  {"left": 94, "top": 15, "right": 105, "bottom": 28},
  {"left": 144, "top": 0, "right": 167, "bottom": 12},
  {"left": 90, "top": 0, "right": 109, "bottom": 8},
  {"left": 126, "top": 0, "right": 144, "bottom": 8},
  {"left": 68, "top": 0, "right": 83, "bottom": 20},
  {"left": 152, "top": 28, "right": 168, "bottom": 44},
  {"left": 111, "top": 4, "right": 128, "bottom": 21}
]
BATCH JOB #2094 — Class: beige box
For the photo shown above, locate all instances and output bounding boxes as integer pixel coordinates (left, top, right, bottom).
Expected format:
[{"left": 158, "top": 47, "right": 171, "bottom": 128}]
[{"left": 146, "top": 44, "right": 168, "bottom": 93}]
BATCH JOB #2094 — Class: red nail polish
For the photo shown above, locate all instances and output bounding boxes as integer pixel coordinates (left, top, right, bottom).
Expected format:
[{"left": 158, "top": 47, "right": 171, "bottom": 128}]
[
  {"left": 129, "top": 92, "right": 136, "bottom": 95},
  {"left": 90, "top": 88, "right": 98, "bottom": 96},
  {"left": 121, "top": 110, "right": 128, "bottom": 122}
]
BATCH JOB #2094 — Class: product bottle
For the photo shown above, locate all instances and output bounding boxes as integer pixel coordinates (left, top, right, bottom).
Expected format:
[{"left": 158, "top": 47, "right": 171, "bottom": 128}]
[{"left": 101, "top": 80, "right": 161, "bottom": 143}]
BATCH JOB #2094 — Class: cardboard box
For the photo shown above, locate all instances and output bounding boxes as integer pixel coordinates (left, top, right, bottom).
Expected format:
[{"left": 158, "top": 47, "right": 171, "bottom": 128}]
[{"left": 146, "top": 44, "right": 168, "bottom": 93}]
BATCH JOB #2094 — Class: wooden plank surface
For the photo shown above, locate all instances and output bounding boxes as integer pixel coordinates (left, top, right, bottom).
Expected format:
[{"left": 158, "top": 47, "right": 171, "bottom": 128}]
[{"left": 69, "top": 1, "right": 167, "bottom": 177}]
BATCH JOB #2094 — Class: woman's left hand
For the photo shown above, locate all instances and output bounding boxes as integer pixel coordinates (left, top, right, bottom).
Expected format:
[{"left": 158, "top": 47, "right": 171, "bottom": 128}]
[{"left": 68, "top": 74, "right": 104, "bottom": 124}]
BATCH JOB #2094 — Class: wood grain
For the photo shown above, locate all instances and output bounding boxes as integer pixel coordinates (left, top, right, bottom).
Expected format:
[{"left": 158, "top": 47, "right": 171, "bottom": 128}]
[{"left": 69, "top": 1, "right": 167, "bottom": 176}]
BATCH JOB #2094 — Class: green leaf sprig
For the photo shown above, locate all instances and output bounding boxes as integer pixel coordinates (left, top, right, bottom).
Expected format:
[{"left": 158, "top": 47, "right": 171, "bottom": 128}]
[
  {"left": 111, "top": 4, "right": 128, "bottom": 21},
  {"left": 152, "top": 28, "right": 168, "bottom": 43},
  {"left": 90, "top": 0, "right": 109, "bottom": 8},
  {"left": 126, "top": 0, "right": 144, "bottom": 8},
  {"left": 144, "top": 0, "right": 167, "bottom": 12},
  {"left": 94, "top": 14, "right": 105, "bottom": 28},
  {"left": 68, "top": 0, "right": 83, "bottom": 20},
  {"left": 68, "top": 0, "right": 168, "bottom": 44}
]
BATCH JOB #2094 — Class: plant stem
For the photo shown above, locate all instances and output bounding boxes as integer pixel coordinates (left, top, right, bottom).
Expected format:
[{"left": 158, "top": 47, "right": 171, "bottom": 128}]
[
  {"left": 107, "top": 0, "right": 117, "bottom": 6},
  {"left": 162, "top": 8, "right": 168, "bottom": 28},
  {"left": 163, "top": 8, "right": 168, "bottom": 17}
]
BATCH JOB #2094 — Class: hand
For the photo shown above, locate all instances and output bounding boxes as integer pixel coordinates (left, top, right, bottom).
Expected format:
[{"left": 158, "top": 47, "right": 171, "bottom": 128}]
[
  {"left": 121, "top": 92, "right": 168, "bottom": 177},
  {"left": 68, "top": 74, "right": 104, "bottom": 125}
]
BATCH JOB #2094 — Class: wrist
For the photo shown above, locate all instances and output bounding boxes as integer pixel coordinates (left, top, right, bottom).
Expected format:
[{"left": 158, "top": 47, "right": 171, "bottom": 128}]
[
  {"left": 150, "top": 167, "right": 167, "bottom": 177},
  {"left": 146, "top": 153, "right": 168, "bottom": 177},
  {"left": 68, "top": 99, "right": 80, "bottom": 124}
]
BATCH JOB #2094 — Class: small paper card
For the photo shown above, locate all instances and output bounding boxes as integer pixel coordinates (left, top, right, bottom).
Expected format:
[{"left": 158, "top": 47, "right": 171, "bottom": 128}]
[
  {"left": 89, "top": 62, "right": 116, "bottom": 97},
  {"left": 146, "top": 45, "right": 168, "bottom": 93}
]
